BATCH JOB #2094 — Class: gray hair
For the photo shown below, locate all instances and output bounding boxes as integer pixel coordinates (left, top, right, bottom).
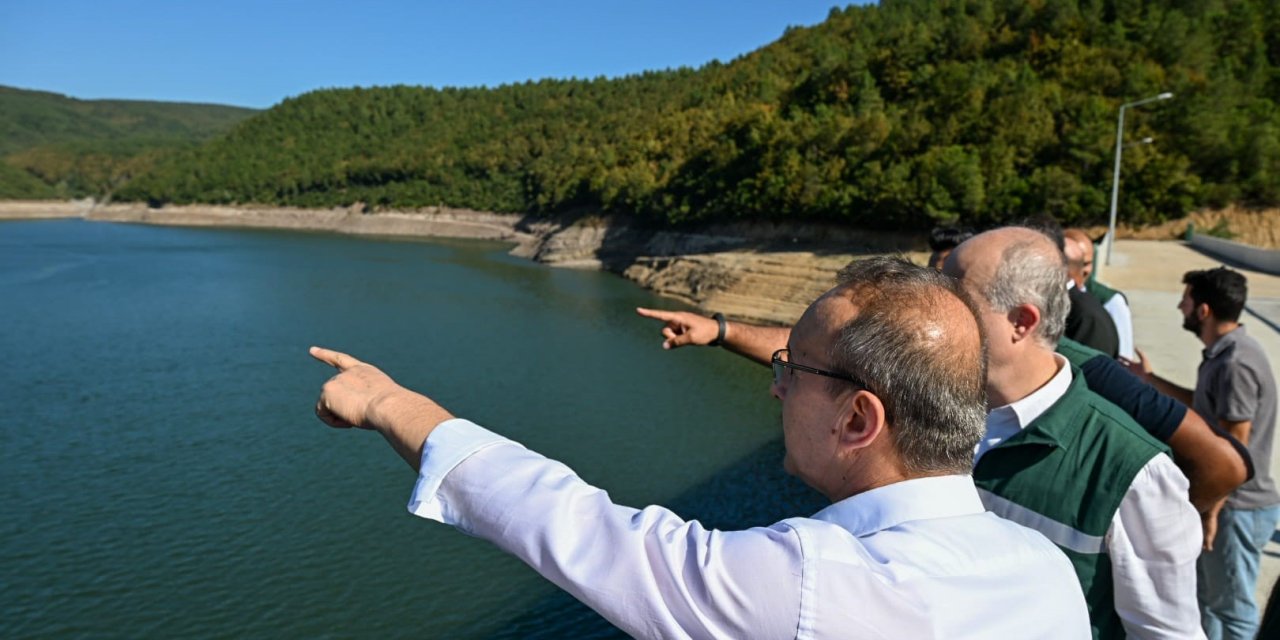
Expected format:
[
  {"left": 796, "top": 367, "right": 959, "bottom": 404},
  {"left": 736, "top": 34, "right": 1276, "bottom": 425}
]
[
  {"left": 831, "top": 257, "right": 988, "bottom": 475},
  {"left": 980, "top": 235, "right": 1069, "bottom": 348}
]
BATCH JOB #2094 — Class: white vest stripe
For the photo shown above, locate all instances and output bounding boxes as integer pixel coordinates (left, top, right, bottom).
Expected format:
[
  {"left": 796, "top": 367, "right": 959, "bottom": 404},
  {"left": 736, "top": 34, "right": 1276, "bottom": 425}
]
[{"left": 977, "top": 488, "right": 1106, "bottom": 554}]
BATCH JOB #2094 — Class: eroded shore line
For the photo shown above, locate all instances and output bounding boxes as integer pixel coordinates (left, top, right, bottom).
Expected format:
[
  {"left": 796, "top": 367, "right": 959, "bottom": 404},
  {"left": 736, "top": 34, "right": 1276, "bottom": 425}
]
[{"left": 2, "top": 200, "right": 920, "bottom": 325}]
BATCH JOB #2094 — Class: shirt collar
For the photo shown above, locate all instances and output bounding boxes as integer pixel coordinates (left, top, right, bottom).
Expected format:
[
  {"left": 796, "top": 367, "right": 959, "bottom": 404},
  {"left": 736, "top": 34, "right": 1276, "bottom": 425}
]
[
  {"left": 1204, "top": 324, "right": 1246, "bottom": 359},
  {"left": 993, "top": 353, "right": 1072, "bottom": 429},
  {"left": 810, "top": 474, "right": 986, "bottom": 538}
]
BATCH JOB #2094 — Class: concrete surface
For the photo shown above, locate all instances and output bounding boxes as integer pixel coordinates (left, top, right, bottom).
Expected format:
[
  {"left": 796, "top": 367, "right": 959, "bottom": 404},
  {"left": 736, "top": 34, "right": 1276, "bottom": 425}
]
[{"left": 1099, "top": 240, "right": 1280, "bottom": 607}]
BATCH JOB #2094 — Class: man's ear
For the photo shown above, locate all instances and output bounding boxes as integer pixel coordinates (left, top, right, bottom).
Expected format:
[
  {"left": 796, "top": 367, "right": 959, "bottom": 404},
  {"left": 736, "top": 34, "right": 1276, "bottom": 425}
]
[
  {"left": 1197, "top": 302, "right": 1212, "bottom": 322},
  {"left": 1008, "top": 303, "right": 1042, "bottom": 343},
  {"left": 837, "top": 390, "right": 886, "bottom": 452}
]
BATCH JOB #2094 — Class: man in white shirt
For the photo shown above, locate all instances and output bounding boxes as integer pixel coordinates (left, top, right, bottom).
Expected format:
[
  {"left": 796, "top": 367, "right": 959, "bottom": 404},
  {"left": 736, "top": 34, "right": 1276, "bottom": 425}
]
[{"left": 311, "top": 257, "right": 1089, "bottom": 639}]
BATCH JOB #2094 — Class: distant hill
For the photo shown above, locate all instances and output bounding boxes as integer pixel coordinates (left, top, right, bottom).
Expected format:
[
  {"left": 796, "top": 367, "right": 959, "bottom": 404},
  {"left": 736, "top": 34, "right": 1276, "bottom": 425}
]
[
  {"left": 0, "top": 86, "right": 257, "bottom": 198},
  {"left": 19, "top": 0, "right": 1280, "bottom": 229}
]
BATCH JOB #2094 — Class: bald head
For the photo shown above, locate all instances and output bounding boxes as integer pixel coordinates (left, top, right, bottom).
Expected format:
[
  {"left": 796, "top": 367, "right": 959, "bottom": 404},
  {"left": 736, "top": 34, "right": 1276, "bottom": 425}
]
[
  {"left": 810, "top": 257, "right": 988, "bottom": 474},
  {"left": 1063, "top": 228, "right": 1094, "bottom": 283},
  {"left": 1063, "top": 235, "right": 1086, "bottom": 285},
  {"left": 943, "top": 227, "right": 1069, "bottom": 349}
]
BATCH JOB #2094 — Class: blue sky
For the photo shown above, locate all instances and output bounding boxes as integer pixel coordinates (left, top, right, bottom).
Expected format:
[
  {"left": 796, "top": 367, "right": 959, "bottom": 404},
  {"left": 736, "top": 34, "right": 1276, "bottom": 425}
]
[{"left": 0, "top": 1, "right": 850, "bottom": 109}]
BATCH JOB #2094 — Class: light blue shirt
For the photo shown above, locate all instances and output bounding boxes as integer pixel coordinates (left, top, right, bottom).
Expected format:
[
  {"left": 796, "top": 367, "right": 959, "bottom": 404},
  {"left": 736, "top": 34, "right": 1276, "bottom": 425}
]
[{"left": 409, "top": 419, "right": 1090, "bottom": 639}]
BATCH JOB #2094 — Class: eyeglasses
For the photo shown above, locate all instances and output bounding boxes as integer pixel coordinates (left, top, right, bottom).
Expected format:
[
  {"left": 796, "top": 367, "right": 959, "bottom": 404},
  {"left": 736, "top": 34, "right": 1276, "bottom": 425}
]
[{"left": 771, "top": 348, "right": 866, "bottom": 388}]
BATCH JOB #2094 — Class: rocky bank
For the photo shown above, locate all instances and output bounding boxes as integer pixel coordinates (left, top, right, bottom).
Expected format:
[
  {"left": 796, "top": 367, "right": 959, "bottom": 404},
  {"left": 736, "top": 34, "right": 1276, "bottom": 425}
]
[
  {"left": 1, "top": 200, "right": 922, "bottom": 325},
  {"left": 6, "top": 199, "right": 1275, "bottom": 325}
]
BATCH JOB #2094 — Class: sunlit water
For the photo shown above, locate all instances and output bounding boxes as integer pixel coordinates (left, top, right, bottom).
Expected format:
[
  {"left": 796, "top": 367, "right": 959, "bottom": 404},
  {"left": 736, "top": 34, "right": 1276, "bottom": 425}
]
[{"left": 0, "top": 219, "right": 825, "bottom": 638}]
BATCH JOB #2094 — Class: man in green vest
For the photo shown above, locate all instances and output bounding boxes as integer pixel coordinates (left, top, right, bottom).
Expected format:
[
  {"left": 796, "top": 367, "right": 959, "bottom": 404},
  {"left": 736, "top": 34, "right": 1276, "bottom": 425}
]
[
  {"left": 636, "top": 227, "right": 1205, "bottom": 638},
  {"left": 941, "top": 227, "right": 1201, "bottom": 638}
]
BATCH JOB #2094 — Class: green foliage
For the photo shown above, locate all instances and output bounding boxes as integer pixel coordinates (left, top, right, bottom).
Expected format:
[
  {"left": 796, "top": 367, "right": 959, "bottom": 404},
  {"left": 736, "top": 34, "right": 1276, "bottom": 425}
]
[
  {"left": 0, "top": 160, "right": 56, "bottom": 199},
  {"left": 23, "top": 1, "right": 1280, "bottom": 228},
  {"left": 0, "top": 86, "right": 256, "bottom": 198}
]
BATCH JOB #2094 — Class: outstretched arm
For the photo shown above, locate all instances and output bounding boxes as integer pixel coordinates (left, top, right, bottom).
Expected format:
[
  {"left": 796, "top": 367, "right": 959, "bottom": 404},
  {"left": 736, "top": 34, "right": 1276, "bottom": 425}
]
[
  {"left": 1165, "top": 410, "right": 1250, "bottom": 513},
  {"left": 311, "top": 346, "right": 453, "bottom": 471},
  {"left": 309, "top": 346, "right": 805, "bottom": 638},
  {"left": 634, "top": 308, "right": 790, "bottom": 367},
  {"left": 1119, "top": 349, "right": 1194, "bottom": 407},
  {"left": 1080, "top": 351, "right": 1248, "bottom": 513}
]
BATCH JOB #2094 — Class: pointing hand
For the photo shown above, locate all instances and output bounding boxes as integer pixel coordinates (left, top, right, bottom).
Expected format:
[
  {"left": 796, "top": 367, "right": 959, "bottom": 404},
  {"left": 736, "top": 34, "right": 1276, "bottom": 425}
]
[
  {"left": 310, "top": 346, "right": 406, "bottom": 430},
  {"left": 635, "top": 308, "right": 721, "bottom": 350}
]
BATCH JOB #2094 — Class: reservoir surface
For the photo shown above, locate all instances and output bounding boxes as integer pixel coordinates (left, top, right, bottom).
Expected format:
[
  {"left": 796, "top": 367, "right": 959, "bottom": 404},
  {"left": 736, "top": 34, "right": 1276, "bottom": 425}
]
[{"left": 0, "top": 219, "right": 824, "bottom": 638}]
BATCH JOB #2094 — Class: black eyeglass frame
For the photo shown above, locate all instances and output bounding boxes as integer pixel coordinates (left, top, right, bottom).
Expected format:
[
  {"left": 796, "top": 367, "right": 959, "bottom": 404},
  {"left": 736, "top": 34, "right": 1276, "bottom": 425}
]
[{"left": 771, "top": 348, "right": 867, "bottom": 388}]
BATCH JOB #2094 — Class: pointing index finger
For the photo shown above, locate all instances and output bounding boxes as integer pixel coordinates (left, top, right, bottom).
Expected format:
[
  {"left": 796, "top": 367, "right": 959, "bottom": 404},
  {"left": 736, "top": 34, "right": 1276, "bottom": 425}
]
[
  {"left": 636, "top": 307, "right": 677, "bottom": 322},
  {"left": 310, "top": 346, "right": 362, "bottom": 370}
]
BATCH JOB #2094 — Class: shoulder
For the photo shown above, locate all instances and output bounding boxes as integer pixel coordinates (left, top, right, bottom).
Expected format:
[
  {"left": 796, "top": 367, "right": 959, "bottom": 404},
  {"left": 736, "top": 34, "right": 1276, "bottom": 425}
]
[
  {"left": 1091, "top": 280, "right": 1124, "bottom": 303},
  {"left": 1057, "top": 337, "right": 1103, "bottom": 367},
  {"left": 1062, "top": 380, "right": 1168, "bottom": 454},
  {"left": 1214, "top": 336, "right": 1273, "bottom": 383}
]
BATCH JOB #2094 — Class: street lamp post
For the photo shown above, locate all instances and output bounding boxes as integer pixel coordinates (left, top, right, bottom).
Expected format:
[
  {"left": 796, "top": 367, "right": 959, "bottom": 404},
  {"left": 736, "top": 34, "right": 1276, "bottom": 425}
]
[{"left": 1105, "top": 91, "right": 1173, "bottom": 266}]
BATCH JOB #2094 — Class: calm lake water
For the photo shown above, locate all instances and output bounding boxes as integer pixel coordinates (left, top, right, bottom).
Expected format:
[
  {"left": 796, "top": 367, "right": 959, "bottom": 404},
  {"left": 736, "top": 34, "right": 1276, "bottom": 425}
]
[{"left": 0, "top": 219, "right": 825, "bottom": 638}]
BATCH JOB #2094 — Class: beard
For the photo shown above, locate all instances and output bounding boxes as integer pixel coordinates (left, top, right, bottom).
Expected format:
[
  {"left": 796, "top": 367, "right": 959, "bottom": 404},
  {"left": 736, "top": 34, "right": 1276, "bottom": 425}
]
[{"left": 1182, "top": 312, "right": 1201, "bottom": 335}]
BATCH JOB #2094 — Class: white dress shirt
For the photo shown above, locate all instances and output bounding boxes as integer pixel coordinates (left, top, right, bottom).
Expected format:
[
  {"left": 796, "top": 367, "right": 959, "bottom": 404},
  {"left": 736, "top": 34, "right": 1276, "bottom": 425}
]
[
  {"left": 409, "top": 419, "right": 1090, "bottom": 639},
  {"left": 1075, "top": 282, "right": 1135, "bottom": 359},
  {"left": 977, "top": 355, "right": 1204, "bottom": 640},
  {"left": 1102, "top": 293, "right": 1136, "bottom": 360}
]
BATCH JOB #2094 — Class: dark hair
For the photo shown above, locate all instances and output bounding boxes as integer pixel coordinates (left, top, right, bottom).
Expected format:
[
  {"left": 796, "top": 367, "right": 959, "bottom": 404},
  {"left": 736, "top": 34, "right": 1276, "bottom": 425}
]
[
  {"left": 832, "top": 257, "right": 988, "bottom": 475},
  {"left": 928, "top": 226, "right": 975, "bottom": 252},
  {"left": 1183, "top": 267, "right": 1247, "bottom": 322}
]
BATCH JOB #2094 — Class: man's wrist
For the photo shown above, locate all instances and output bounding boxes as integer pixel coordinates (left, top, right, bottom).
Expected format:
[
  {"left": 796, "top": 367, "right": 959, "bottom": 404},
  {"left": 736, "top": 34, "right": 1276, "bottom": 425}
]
[
  {"left": 710, "top": 312, "right": 727, "bottom": 347},
  {"left": 371, "top": 389, "right": 454, "bottom": 436}
]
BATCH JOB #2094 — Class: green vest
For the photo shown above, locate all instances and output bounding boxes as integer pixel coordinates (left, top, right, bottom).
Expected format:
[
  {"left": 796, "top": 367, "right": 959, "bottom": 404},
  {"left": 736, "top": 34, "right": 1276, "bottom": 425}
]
[
  {"left": 973, "top": 369, "right": 1169, "bottom": 640},
  {"left": 1087, "top": 278, "right": 1122, "bottom": 306},
  {"left": 1057, "top": 336, "right": 1105, "bottom": 368}
]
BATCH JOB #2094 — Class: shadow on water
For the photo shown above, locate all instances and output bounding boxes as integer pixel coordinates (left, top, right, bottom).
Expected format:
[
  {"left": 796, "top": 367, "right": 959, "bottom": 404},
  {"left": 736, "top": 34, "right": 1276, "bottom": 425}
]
[{"left": 466, "top": 437, "right": 826, "bottom": 639}]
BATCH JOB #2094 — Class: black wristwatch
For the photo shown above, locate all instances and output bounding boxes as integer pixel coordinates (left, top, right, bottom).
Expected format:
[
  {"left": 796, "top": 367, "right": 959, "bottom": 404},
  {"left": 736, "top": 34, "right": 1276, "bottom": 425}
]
[{"left": 710, "top": 312, "right": 727, "bottom": 347}]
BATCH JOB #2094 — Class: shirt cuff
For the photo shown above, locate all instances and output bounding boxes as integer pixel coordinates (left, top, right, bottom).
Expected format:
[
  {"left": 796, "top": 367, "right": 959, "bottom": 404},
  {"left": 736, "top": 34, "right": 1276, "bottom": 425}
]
[{"left": 406, "top": 418, "right": 520, "bottom": 522}]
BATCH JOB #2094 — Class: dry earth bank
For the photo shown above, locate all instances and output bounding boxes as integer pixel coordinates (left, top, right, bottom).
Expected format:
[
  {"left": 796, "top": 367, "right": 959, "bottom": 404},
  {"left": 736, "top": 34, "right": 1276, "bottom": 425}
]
[{"left": 2, "top": 200, "right": 1275, "bottom": 325}]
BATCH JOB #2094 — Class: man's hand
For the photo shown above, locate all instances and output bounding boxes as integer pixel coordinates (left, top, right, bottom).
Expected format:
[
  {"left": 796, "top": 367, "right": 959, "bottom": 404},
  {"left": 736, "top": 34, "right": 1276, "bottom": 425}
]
[
  {"left": 311, "top": 346, "right": 455, "bottom": 470},
  {"left": 1117, "top": 348, "right": 1153, "bottom": 383},
  {"left": 1202, "top": 501, "right": 1225, "bottom": 551},
  {"left": 635, "top": 308, "right": 720, "bottom": 350},
  {"left": 311, "top": 346, "right": 406, "bottom": 429}
]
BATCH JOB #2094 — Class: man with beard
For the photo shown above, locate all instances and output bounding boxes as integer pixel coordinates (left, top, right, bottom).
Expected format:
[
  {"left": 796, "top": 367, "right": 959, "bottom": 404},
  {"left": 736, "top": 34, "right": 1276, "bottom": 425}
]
[{"left": 1122, "top": 266, "right": 1279, "bottom": 640}]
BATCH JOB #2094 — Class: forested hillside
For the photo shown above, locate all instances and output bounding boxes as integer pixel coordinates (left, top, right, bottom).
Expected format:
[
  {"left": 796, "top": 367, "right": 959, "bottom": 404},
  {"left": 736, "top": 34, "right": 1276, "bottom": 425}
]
[
  {"left": 24, "top": 0, "right": 1280, "bottom": 229},
  {"left": 0, "top": 86, "right": 256, "bottom": 198}
]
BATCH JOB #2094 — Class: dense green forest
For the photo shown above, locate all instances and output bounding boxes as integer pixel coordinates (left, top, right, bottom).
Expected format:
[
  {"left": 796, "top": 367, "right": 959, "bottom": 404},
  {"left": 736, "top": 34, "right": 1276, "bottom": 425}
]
[
  {"left": 0, "top": 86, "right": 256, "bottom": 199},
  {"left": 9, "top": 0, "right": 1280, "bottom": 229}
]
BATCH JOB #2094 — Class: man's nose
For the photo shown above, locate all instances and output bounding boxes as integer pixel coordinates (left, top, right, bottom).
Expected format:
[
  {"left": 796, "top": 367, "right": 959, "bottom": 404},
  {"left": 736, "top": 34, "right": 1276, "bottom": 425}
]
[{"left": 770, "top": 379, "right": 785, "bottom": 401}]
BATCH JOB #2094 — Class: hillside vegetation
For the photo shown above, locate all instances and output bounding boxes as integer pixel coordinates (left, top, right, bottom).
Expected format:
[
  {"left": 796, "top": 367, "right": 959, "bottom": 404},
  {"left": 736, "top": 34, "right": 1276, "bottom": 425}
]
[
  {"left": 15, "top": 0, "right": 1280, "bottom": 231},
  {"left": 0, "top": 86, "right": 256, "bottom": 198}
]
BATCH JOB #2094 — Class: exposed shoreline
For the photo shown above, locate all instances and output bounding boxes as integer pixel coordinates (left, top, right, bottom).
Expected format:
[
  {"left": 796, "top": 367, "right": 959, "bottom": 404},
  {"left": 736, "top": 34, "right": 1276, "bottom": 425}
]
[
  {"left": 2, "top": 200, "right": 917, "bottom": 325},
  {"left": 5, "top": 199, "right": 1277, "bottom": 325}
]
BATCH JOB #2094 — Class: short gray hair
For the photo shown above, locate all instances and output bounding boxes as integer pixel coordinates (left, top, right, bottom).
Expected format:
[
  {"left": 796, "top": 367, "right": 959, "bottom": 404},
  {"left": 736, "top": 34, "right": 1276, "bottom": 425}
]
[
  {"left": 831, "top": 257, "right": 988, "bottom": 475},
  {"left": 980, "top": 235, "right": 1069, "bottom": 347}
]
